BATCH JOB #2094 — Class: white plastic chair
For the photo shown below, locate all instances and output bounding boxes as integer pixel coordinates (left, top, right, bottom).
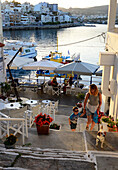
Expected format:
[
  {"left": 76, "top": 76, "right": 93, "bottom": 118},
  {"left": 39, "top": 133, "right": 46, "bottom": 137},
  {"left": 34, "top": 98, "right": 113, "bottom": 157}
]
[
  {"left": 52, "top": 87, "right": 60, "bottom": 96},
  {"left": 0, "top": 112, "right": 28, "bottom": 145},
  {"left": 48, "top": 102, "right": 55, "bottom": 121}
]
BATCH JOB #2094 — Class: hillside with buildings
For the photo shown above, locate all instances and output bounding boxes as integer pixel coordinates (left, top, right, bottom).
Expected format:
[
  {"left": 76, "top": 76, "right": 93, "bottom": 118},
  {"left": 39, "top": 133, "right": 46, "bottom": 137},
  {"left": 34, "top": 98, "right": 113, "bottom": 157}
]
[{"left": 2, "top": 1, "right": 118, "bottom": 28}]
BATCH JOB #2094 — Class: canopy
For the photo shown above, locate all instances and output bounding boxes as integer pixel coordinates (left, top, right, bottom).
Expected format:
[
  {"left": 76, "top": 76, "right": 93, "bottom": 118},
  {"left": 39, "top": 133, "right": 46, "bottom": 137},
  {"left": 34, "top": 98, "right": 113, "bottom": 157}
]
[
  {"left": 54, "top": 60, "right": 99, "bottom": 76},
  {"left": 5, "top": 55, "right": 34, "bottom": 69},
  {"left": 22, "top": 60, "right": 63, "bottom": 71}
]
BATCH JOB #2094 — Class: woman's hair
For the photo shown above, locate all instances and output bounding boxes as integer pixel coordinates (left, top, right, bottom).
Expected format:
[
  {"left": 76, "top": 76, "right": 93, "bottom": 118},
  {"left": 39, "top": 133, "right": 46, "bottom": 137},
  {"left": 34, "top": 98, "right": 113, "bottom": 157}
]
[{"left": 89, "top": 84, "right": 98, "bottom": 96}]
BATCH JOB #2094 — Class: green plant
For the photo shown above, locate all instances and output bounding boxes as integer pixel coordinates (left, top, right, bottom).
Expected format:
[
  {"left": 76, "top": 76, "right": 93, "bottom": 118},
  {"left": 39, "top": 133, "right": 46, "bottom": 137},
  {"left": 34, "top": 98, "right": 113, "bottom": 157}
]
[
  {"left": 4, "top": 134, "right": 17, "bottom": 146},
  {"left": 77, "top": 93, "right": 85, "bottom": 100},
  {"left": 107, "top": 121, "right": 116, "bottom": 128},
  {"left": 50, "top": 123, "right": 60, "bottom": 130},
  {"left": 116, "top": 119, "right": 118, "bottom": 127},
  {"left": 0, "top": 82, "right": 10, "bottom": 96},
  {"left": 101, "top": 116, "right": 110, "bottom": 123}
]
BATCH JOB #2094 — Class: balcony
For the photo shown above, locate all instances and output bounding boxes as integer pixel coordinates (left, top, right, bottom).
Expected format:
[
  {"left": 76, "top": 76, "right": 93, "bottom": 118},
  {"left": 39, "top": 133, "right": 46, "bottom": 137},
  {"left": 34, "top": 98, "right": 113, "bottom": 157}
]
[{"left": 107, "top": 30, "right": 118, "bottom": 52}]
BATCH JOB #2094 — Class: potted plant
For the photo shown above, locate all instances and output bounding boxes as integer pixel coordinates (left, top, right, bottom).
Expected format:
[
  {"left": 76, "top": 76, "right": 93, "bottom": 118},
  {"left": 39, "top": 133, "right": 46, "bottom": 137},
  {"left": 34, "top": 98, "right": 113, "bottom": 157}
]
[
  {"left": 116, "top": 119, "right": 118, "bottom": 132},
  {"left": 34, "top": 113, "right": 53, "bottom": 135},
  {"left": 4, "top": 134, "right": 17, "bottom": 149},
  {"left": 101, "top": 116, "right": 110, "bottom": 132},
  {"left": 50, "top": 123, "right": 60, "bottom": 130},
  {"left": 107, "top": 120, "right": 117, "bottom": 132},
  {"left": 0, "top": 82, "right": 10, "bottom": 97}
]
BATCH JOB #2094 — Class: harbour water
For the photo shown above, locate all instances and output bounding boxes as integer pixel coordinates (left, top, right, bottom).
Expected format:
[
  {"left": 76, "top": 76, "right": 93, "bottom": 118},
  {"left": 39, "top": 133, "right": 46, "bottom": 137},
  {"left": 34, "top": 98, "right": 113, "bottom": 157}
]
[{"left": 3, "top": 24, "right": 107, "bottom": 84}]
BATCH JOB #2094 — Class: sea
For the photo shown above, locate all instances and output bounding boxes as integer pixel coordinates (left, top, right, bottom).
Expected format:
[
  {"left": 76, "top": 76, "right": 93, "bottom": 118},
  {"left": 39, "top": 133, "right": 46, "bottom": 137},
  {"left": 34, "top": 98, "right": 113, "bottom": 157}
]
[{"left": 3, "top": 24, "right": 107, "bottom": 85}]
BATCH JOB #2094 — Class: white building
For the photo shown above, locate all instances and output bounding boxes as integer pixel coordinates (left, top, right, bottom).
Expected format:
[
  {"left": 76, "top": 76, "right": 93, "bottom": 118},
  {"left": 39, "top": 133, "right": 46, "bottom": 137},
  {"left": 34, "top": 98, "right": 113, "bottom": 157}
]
[
  {"left": 63, "top": 15, "right": 71, "bottom": 22},
  {"left": 21, "top": 15, "right": 29, "bottom": 24},
  {"left": 99, "top": 0, "right": 118, "bottom": 120},
  {"left": 28, "top": 15, "right": 36, "bottom": 24},
  {"left": 41, "top": 14, "right": 52, "bottom": 23},
  {"left": 34, "top": 2, "right": 49, "bottom": 13},
  {"left": 58, "top": 15, "right": 64, "bottom": 23},
  {"left": 21, "top": 2, "right": 32, "bottom": 13}
]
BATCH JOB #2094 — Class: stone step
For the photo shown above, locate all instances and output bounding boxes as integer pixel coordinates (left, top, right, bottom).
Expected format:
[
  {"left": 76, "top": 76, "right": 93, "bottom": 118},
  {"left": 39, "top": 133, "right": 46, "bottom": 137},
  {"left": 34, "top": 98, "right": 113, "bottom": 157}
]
[
  {"left": 0, "top": 145, "right": 96, "bottom": 170},
  {"left": 0, "top": 144, "right": 89, "bottom": 161}
]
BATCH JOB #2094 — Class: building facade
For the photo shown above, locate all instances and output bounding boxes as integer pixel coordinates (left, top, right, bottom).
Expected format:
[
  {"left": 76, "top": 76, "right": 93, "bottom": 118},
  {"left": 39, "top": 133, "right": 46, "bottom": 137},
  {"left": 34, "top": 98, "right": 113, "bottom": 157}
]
[{"left": 99, "top": 0, "right": 118, "bottom": 120}]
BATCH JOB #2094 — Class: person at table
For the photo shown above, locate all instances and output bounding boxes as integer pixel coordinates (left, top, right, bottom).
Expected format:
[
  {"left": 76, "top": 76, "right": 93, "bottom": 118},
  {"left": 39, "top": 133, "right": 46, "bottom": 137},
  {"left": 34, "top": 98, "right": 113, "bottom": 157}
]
[
  {"left": 80, "top": 84, "right": 102, "bottom": 131},
  {"left": 51, "top": 75, "right": 58, "bottom": 89},
  {"left": 63, "top": 78, "right": 68, "bottom": 94},
  {"left": 68, "top": 75, "right": 73, "bottom": 86}
]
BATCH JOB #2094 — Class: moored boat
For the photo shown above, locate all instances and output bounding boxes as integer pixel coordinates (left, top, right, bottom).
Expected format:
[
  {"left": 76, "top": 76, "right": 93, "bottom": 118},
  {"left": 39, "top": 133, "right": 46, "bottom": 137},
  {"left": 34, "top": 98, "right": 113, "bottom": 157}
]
[
  {"left": 4, "top": 40, "right": 37, "bottom": 61},
  {"left": 42, "top": 51, "right": 74, "bottom": 64}
]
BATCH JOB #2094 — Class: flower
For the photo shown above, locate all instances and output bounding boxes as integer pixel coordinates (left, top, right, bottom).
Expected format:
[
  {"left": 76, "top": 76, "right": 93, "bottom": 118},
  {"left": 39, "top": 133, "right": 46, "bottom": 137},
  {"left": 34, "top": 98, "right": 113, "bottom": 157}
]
[
  {"left": 107, "top": 120, "right": 116, "bottom": 128},
  {"left": 34, "top": 113, "right": 53, "bottom": 127},
  {"left": 76, "top": 102, "right": 83, "bottom": 108},
  {"left": 101, "top": 115, "right": 114, "bottom": 123},
  {"left": 4, "top": 134, "right": 17, "bottom": 146},
  {"left": 50, "top": 123, "right": 60, "bottom": 130}
]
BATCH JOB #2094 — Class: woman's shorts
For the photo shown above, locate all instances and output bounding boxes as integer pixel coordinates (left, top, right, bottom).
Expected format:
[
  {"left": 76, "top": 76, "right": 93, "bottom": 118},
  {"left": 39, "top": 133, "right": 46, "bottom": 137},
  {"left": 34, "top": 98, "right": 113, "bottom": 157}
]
[
  {"left": 70, "top": 122, "right": 77, "bottom": 129},
  {"left": 86, "top": 108, "right": 98, "bottom": 123}
]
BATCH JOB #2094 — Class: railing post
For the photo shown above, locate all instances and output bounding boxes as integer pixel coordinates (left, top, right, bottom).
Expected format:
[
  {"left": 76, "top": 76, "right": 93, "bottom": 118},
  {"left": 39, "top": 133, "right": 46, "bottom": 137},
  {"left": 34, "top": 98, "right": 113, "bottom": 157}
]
[
  {"left": 22, "top": 120, "right": 24, "bottom": 145},
  {"left": 25, "top": 119, "right": 28, "bottom": 138},
  {"left": 7, "top": 121, "right": 9, "bottom": 136}
]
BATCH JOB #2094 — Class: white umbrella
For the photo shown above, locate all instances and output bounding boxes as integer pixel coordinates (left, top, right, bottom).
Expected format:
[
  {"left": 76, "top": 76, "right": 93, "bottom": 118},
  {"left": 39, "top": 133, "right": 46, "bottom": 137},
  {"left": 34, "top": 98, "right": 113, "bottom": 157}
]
[
  {"left": 55, "top": 60, "right": 99, "bottom": 75},
  {"left": 54, "top": 60, "right": 99, "bottom": 84},
  {"left": 22, "top": 60, "right": 63, "bottom": 71},
  {"left": 4, "top": 55, "right": 34, "bottom": 69},
  {"left": 22, "top": 60, "right": 63, "bottom": 82}
]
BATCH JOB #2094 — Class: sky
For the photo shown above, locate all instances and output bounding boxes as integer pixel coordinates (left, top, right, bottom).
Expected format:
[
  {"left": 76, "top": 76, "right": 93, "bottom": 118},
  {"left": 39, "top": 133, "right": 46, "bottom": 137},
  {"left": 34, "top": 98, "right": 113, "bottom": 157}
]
[{"left": 2, "top": 0, "right": 110, "bottom": 8}]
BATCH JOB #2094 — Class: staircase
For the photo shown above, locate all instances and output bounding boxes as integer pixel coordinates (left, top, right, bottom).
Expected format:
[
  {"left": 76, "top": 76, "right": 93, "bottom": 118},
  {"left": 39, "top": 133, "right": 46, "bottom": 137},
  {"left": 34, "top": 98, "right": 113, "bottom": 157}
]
[{"left": 0, "top": 145, "right": 96, "bottom": 170}]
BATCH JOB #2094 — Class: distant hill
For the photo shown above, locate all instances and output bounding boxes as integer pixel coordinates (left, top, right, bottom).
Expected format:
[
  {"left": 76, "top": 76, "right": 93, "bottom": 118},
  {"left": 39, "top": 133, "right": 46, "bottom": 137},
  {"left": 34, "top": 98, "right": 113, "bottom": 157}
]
[{"left": 59, "top": 4, "right": 118, "bottom": 15}]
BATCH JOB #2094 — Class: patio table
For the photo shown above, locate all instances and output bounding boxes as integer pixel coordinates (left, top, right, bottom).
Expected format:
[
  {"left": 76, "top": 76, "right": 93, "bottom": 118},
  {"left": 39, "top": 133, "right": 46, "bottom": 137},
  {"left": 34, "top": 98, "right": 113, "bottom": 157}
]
[
  {"left": 42, "top": 100, "right": 51, "bottom": 105},
  {"left": 5, "top": 102, "right": 21, "bottom": 110},
  {"left": 25, "top": 100, "right": 38, "bottom": 105},
  {"left": 0, "top": 103, "right": 6, "bottom": 110}
]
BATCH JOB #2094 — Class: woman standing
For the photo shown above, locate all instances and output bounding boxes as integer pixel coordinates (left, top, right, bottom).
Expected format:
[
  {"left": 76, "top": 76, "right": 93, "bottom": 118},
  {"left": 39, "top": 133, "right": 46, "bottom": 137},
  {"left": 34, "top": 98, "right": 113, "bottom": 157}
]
[{"left": 80, "top": 84, "right": 102, "bottom": 131}]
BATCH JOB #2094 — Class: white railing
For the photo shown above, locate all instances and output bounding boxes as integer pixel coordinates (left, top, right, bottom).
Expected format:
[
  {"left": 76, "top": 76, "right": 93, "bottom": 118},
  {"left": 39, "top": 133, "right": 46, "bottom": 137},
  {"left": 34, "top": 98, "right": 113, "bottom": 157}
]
[{"left": 0, "top": 116, "right": 28, "bottom": 145}]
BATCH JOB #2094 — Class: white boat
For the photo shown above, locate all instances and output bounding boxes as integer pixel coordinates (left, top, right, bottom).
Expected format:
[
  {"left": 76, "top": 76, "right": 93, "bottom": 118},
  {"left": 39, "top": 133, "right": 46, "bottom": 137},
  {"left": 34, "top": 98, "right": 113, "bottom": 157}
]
[{"left": 4, "top": 40, "right": 37, "bottom": 60}]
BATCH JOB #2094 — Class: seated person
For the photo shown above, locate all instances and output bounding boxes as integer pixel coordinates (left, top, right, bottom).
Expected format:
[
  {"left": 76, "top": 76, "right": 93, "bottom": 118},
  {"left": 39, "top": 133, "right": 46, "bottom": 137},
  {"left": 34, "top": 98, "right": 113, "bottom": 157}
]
[
  {"left": 48, "top": 79, "right": 52, "bottom": 86},
  {"left": 63, "top": 78, "right": 68, "bottom": 94},
  {"left": 68, "top": 76, "right": 73, "bottom": 86},
  {"left": 51, "top": 76, "right": 58, "bottom": 90}
]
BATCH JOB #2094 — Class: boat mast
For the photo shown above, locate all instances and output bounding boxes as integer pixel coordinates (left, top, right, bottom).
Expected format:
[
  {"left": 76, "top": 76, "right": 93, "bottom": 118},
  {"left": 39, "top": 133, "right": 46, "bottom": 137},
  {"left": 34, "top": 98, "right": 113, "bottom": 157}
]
[{"left": 57, "top": 37, "right": 58, "bottom": 52}]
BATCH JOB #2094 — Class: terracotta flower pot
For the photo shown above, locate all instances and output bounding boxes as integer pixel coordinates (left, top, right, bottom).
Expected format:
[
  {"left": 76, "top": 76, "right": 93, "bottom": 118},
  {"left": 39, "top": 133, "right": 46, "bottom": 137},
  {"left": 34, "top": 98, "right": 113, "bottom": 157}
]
[
  {"left": 107, "top": 126, "right": 117, "bottom": 132},
  {"left": 36, "top": 125, "right": 49, "bottom": 135}
]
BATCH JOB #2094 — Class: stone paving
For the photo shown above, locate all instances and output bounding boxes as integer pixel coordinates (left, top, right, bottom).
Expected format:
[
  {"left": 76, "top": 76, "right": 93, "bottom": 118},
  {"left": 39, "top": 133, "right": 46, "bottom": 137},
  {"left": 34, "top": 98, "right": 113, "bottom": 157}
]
[{"left": 0, "top": 90, "right": 118, "bottom": 169}]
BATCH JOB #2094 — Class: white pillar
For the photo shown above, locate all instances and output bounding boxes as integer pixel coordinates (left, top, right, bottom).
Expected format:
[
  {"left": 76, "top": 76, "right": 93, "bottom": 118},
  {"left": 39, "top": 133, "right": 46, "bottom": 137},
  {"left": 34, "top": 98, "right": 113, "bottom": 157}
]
[
  {"left": 0, "top": 0, "right": 5, "bottom": 82},
  {"left": 107, "top": 0, "right": 117, "bottom": 32},
  {"left": 110, "top": 54, "right": 118, "bottom": 120}
]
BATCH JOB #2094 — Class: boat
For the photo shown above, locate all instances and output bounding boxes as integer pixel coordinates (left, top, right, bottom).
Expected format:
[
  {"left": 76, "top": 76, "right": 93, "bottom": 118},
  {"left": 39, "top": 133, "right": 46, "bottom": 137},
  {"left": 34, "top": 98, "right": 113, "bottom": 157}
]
[
  {"left": 42, "top": 50, "right": 73, "bottom": 64},
  {"left": 4, "top": 40, "right": 37, "bottom": 61},
  {"left": 42, "top": 37, "right": 74, "bottom": 64}
]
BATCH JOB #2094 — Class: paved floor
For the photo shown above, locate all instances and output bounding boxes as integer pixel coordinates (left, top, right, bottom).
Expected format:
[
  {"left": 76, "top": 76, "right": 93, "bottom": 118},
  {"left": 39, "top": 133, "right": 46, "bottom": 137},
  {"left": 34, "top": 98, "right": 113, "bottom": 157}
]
[{"left": 0, "top": 89, "right": 118, "bottom": 169}]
